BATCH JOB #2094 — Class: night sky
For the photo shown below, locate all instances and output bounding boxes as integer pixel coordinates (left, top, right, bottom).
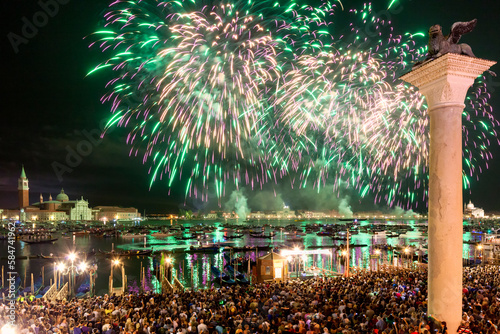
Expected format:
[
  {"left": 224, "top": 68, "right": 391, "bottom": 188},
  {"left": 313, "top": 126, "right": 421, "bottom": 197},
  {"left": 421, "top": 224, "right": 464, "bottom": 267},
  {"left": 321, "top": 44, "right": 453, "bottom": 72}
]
[{"left": 1, "top": 0, "right": 500, "bottom": 214}]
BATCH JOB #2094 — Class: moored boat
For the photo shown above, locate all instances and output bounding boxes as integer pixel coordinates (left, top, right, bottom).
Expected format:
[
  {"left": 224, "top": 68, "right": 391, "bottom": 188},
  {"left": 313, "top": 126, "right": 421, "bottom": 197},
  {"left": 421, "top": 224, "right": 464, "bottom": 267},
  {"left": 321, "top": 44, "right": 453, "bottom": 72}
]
[{"left": 21, "top": 238, "right": 58, "bottom": 244}]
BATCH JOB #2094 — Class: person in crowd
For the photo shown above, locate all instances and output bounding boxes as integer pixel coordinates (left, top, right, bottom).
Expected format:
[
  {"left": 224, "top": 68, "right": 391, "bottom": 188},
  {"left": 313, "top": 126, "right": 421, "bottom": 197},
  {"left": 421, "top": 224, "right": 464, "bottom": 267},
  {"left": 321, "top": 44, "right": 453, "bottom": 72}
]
[{"left": 2, "top": 266, "right": 498, "bottom": 334}]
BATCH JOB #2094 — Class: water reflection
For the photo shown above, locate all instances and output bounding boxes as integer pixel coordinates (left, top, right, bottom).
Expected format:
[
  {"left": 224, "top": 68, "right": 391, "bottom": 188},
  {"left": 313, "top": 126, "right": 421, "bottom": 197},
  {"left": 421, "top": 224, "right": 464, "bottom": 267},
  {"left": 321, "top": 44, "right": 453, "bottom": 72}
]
[{"left": 1, "top": 219, "right": 492, "bottom": 295}]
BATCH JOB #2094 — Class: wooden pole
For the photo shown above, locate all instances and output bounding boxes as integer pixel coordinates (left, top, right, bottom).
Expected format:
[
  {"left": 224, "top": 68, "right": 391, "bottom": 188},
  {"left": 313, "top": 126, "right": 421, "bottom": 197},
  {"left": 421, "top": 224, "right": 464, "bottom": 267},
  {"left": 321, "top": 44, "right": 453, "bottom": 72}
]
[
  {"left": 124, "top": 265, "right": 127, "bottom": 294},
  {"left": 142, "top": 267, "right": 146, "bottom": 292},
  {"left": 89, "top": 271, "right": 93, "bottom": 297},
  {"left": 139, "top": 262, "right": 143, "bottom": 291},
  {"left": 345, "top": 230, "right": 350, "bottom": 277},
  {"left": 235, "top": 253, "right": 238, "bottom": 280},
  {"left": 54, "top": 263, "right": 57, "bottom": 289},
  {"left": 1, "top": 266, "right": 3, "bottom": 289},
  {"left": 208, "top": 257, "right": 211, "bottom": 286},
  {"left": 191, "top": 266, "right": 193, "bottom": 290},
  {"left": 31, "top": 273, "right": 34, "bottom": 295},
  {"left": 156, "top": 264, "right": 159, "bottom": 292},
  {"left": 24, "top": 266, "right": 27, "bottom": 288},
  {"left": 42, "top": 266, "right": 44, "bottom": 287}
]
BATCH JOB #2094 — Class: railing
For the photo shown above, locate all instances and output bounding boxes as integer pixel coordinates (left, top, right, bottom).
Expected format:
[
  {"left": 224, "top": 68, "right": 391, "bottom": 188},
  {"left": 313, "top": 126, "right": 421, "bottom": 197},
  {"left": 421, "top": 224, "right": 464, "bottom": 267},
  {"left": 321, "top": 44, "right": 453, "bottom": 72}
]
[
  {"left": 55, "top": 282, "right": 68, "bottom": 300},
  {"left": 162, "top": 277, "right": 174, "bottom": 293},
  {"left": 43, "top": 283, "right": 58, "bottom": 301},
  {"left": 173, "top": 276, "right": 185, "bottom": 292}
]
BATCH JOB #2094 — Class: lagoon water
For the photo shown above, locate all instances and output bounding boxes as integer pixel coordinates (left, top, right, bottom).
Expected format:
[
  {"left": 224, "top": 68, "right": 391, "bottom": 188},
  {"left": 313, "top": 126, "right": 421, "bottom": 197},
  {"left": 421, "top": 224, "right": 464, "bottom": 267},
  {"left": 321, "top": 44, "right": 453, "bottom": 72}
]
[{"left": 1, "top": 219, "right": 483, "bottom": 296}]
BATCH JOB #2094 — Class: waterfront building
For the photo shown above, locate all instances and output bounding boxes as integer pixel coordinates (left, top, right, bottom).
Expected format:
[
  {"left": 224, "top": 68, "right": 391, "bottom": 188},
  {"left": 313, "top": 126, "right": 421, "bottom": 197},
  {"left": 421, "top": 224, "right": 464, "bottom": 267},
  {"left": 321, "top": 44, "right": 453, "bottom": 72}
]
[
  {"left": 28, "top": 190, "right": 94, "bottom": 222},
  {"left": 25, "top": 210, "right": 68, "bottom": 222},
  {"left": 303, "top": 211, "right": 326, "bottom": 219},
  {"left": 276, "top": 206, "right": 296, "bottom": 220},
  {"left": 146, "top": 213, "right": 178, "bottom": 220},
  {"left": 248, "top": 211, "right": 266, "bottom": 219},
  {"left": 94, "top": 206, "right": 141, "bottom": 222},
  {"left": 60, "top": 197, "right": 94, "bottom": 221},
  {"left": 1, "top": 209, "right": 19, "bottom": 221},
  {"left": 204, "top": 212, "right": 217, "bottom": 219},
  {"left": 464, "top": 200, "right": 485, "bottom": 218},
  {"left": 1, "top": 167, "right": 93, "bottom": 222}
]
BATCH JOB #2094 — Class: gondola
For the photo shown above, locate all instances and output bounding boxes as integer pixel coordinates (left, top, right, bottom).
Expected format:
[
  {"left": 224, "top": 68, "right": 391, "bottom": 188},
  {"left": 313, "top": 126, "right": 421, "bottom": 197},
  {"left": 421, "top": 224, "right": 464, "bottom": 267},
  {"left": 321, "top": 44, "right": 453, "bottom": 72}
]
[
  {"left": 249, "top": 233, "right": 275, "bottom": 238},
  {"left": 224, "top": 234, "right": 244, "bottom": 239},
  {"left": 225, "top": 265, "right": 250, "bottom": 284},
  {"left": 39, "top": 250, "right": 96, "bottom": 260},
  {"left": 307, "top": 245, "right": 336, "bottom": 249},
  {"left": 21, "top": 238, "right": 58, "bottom": 244},
  {"left": 39, "top": 253, "right": 64, "bottom": 260},
  {"left": 337, "top": 244, "right": 369, "bottom": 248},
  {"left": 185, "top": 245, "right": 221, "bottom": 254},
  {"left": 98, "top": 249, "right": 152, "bottom": 257},
  {"left": 225, "top": 245, "right": 273, "bottom": 252},
  {"left": 211, "top": 266, "right": 236, "bottom": 285},
  {"left": 174, "top": 235, "right": 198, "bottom": 240}
]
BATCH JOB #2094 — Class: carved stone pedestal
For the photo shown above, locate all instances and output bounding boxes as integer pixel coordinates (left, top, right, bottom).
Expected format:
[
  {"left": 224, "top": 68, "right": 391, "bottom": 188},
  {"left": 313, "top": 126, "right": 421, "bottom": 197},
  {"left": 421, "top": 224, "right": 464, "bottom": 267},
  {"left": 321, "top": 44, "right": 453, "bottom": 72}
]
[{"left": 401, "top": 54, "right": 495, "bottom": 332}]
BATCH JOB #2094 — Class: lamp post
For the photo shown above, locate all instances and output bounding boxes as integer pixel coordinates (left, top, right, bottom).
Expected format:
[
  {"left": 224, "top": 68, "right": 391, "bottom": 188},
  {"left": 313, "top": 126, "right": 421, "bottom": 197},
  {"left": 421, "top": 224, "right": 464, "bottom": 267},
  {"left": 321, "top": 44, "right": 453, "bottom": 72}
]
[
  {"left": 341, "top": 250, "right": 348, "bottom": 276},
  {"left": 286, "top": 256, "right": 293, "bottom": 279},
  {"left": 476, "top": 244, "right": 483, "bottom": 265},
  {"left": 109, "top": 259, "right": 121, "bottom": 294},
  {"left": 374, "top": 249, "right": 381, "bottom": 271},
  {"left": 293, "top": 247, "right": 300, "bottom": 278},
  {"left": 345, "top": 230, "right": 350, "bottom": 277},
  {"left": 301, "top": 254, "right": 307, "bottom": 278},
  {"left": 57, "top": 252, "right": 88, "bottom": 298},
  {"left": 165, "top": 256, "right": 173, "bottom": 282},
  {"left": 404, "top": 248, "right": 410, "bottom": 269}
]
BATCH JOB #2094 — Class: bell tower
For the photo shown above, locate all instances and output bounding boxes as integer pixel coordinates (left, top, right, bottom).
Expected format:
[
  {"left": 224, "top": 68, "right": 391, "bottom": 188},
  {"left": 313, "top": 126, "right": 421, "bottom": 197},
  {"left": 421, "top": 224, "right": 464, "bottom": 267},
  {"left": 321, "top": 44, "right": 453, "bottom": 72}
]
[{"left": 18, "top": 165, "right": 29, "bottom": 209}]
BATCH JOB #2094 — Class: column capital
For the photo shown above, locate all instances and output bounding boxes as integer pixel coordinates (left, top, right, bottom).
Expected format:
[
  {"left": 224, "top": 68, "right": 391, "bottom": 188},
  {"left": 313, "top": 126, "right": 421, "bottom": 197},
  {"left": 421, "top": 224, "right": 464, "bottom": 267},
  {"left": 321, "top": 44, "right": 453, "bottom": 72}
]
[{"left": 401, "top": 54, "right": 495, "bottom": 110}]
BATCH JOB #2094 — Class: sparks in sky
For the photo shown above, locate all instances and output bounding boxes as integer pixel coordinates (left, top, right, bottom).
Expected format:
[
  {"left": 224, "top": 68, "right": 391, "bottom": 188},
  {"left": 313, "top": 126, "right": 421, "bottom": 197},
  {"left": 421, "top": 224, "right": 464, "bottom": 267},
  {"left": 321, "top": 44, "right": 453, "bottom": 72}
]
[{"left": 88, "top": 0, "right": 498, "bottom": 208}]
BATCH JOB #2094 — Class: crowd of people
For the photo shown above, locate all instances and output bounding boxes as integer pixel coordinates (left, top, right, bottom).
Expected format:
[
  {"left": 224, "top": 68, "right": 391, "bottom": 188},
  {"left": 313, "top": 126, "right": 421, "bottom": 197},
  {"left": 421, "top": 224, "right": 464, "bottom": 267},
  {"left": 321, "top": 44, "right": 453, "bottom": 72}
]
[{"left": 2, "top": 266, "right": 498, "bottom": 334}]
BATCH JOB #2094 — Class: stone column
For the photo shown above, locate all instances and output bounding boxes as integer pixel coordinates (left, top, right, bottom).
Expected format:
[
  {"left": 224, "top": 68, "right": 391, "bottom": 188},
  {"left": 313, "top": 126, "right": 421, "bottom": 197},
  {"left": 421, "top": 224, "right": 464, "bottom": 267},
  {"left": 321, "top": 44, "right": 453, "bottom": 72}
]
[{"left": 401, "top": 54, "right": 495, "bottom": 332}]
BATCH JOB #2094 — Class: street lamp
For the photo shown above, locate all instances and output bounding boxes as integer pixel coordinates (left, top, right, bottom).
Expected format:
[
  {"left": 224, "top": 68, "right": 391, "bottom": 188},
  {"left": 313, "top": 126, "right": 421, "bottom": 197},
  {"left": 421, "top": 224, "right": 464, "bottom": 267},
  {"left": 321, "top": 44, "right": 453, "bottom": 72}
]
[
  {"left": 286, "top": 256, "right": 293, "bottom": 279},
  {"left": 476, "top": 244, "right": 483, "bottom": 264},
  {"left": 164, "top": 256, "right": 174, "bottom": 283},
  {"left": 301, "top": 255, "right": 307, "bottom": 277},
  {"left": 341, "top": 250, "right": 349, "bottom": 276},
  {"left": 57, "top": 253, "right": 88, "bottom": 298},
  {"left": 1, "top": 324, "right": 16, "bottom": 334},
  {"left": 374, "top": 249, "right": 381, "bottom": 271},
  {"left": 110, "top": 259, "right": 127, "bottom": 295},
  {"left": 404, "top": 248, "right": 410, "bottom": 268}
]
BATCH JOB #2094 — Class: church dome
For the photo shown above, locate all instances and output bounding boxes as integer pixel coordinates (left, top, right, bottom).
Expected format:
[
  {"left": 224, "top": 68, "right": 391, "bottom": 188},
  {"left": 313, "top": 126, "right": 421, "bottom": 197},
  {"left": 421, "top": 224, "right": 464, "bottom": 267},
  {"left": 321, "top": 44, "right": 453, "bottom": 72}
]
[{"left": 56, "top": 188, "right": 69, "bottom": 202}]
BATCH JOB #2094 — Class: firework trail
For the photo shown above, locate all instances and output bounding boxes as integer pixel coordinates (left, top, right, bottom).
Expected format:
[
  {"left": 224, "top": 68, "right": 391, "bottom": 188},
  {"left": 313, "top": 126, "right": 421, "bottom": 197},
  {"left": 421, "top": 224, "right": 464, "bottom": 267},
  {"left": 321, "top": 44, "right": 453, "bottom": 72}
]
[
  {"left": 88, "top": 0, "right": 498, "bottom": 208},
  {"left": 87, "top": 0, "right": 326, "bottom": 200},
  {"left": 267, "top": 3, "right": 498, "bottom": 208}
]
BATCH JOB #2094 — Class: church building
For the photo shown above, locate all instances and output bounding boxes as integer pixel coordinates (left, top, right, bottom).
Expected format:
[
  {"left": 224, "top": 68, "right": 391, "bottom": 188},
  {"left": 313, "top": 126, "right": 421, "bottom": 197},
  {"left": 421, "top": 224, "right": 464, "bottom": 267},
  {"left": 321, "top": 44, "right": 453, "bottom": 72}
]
[{"left": 2, "top": 166, "right": 93, "bottom": 222}]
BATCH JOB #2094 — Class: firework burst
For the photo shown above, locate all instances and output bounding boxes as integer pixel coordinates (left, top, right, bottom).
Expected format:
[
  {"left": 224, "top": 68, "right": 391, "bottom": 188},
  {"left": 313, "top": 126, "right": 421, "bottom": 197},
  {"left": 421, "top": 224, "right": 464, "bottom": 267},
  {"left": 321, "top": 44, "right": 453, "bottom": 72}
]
[{"left": 88, "top": 0, "right": 498, "bottom": 208}]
